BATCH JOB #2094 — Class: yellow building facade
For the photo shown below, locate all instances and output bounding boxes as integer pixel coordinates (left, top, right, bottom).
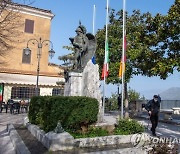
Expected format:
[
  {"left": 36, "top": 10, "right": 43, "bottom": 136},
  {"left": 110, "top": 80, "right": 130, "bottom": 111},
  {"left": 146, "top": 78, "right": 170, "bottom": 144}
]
[{"left": 0, "top": 3, "right": 64, "bottom": 103}]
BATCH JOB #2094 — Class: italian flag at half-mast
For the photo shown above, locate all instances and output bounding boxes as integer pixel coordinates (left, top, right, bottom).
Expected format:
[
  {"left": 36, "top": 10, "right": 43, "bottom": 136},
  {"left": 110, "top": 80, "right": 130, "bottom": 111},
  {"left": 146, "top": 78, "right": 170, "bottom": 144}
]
[
  {"left": 119, "top": 35, "right": 127, "bottom": 78},
  {"left": 101, "top": 40, "right": 109, "bottom": 79},
  {"left": 0, "top": 85, "right": 3, "bottom": 101}
]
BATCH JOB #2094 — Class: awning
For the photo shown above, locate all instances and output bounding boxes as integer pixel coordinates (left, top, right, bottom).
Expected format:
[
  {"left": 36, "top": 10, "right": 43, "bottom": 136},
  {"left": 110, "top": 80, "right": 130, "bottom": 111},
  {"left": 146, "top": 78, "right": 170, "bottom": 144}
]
[{"left": 0, "top": 73, "right": 65, "bottom": 86}]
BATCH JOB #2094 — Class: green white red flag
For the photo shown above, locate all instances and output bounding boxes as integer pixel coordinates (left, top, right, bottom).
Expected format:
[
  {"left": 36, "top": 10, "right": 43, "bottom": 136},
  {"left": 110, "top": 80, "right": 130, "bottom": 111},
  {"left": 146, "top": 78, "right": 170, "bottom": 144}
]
[
  {"left": 101, "top": 41, "right": 109, "bottom": 79},
  {"left": 0, "top": 84, "right": 3, "bottom": 101}
]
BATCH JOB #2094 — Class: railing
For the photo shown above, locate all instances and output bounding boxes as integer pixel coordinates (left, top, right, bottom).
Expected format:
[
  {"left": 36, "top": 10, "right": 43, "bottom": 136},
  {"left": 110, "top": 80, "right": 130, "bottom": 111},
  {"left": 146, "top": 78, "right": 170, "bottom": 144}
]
[{"left": 160, "top": 100, "right": 180, "bottom": 110}]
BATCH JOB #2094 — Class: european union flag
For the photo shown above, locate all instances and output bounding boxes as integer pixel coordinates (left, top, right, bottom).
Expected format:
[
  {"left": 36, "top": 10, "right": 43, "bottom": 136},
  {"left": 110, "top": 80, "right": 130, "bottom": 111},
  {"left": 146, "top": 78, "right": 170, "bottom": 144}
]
[{"left": 92, "top": 56, "right": 96, "bottom": 64}]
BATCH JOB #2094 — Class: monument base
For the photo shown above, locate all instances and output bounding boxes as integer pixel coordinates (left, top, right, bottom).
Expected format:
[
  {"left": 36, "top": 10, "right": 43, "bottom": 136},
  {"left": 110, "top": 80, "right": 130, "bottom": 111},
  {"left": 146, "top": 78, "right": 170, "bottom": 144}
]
[
  {"left": 64, "top": 72, "right": 82, "bottom": 96},
  {"left": 64, "top": 60, "right": 103, "bottom": 122}
]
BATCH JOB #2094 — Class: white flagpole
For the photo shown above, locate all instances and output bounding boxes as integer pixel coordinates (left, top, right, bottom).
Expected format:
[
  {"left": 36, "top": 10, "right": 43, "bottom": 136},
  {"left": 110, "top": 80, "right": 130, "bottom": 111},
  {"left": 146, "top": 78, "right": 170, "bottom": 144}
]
[
  {"left": 121, "top": 0, "right": 126, "bottom": 119},
  {"left": 102, "top": 0, "right": 109, "bottom": 121},
  {"left": 93, "top": 5, "right": 96, "bottom": 35}
]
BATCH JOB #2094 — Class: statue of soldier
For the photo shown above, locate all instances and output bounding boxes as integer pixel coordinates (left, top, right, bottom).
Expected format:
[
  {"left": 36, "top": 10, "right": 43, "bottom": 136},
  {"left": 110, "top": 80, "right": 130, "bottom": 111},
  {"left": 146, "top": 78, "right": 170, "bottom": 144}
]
[
  {"left": 69, "top": 24, "right": 89, "bottom": 70},
  {"left": 68, "top": 22, "right": 96, "bottom": 72}
]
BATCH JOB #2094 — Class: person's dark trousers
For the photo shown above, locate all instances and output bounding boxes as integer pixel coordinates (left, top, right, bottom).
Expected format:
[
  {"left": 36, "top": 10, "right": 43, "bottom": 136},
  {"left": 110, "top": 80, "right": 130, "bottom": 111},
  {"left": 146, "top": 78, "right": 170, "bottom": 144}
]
[
  {"left": 150, "top": 114, "right": 159, "bottom": 135},
  {"left": 10, "top": 104, "right": 14, "bottom": 114},
  {"left": 5, "top": 104, "right": 8, "bottom": 113}
]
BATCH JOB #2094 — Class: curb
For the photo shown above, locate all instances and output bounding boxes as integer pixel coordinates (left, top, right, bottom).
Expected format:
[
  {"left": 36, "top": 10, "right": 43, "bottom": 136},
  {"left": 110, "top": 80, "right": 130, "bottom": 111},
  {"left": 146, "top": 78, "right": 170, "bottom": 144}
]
[
  {"left": 24, "top": 117, "right": 148, "bottom": 152},
  {"left": 25, "top": 122, "right": 74, "bottom": 151},
  {"left": 7, "top": 124, "right": 30, "bottom": 154},
  {"left": 136, "top": 116, "right": 180, "bottom": 125}
]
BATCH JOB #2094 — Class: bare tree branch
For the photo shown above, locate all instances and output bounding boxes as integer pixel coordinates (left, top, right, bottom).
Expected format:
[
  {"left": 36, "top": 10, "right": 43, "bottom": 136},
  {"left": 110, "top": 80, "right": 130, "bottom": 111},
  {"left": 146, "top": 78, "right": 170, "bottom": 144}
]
[{"left": 0, "top": 0, "right": 24, "bottom": 63}]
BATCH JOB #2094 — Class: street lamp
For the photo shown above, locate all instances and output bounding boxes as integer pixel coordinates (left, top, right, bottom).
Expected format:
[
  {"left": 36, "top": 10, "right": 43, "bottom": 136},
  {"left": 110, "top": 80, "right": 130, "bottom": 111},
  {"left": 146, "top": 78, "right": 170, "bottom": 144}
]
[{"left": 24, "top": 37, "right": 55, "bottom": 96}]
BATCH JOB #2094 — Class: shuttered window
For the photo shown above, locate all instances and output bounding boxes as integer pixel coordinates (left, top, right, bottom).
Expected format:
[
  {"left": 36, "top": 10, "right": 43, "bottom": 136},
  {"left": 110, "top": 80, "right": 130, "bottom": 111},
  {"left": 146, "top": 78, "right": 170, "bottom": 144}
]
[{"left": 24, "top": 19, "right": 34, "bottom": 34}]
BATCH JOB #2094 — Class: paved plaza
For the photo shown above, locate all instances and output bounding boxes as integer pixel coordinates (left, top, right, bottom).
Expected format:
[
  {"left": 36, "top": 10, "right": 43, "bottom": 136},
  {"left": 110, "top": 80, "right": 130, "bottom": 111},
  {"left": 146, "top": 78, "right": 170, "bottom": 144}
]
[
  {"left": 0, "top": 112, "right": 26, "bottom": 154},
  {"left": 0, "top": 111, "right": 180, "bottom": 154}
]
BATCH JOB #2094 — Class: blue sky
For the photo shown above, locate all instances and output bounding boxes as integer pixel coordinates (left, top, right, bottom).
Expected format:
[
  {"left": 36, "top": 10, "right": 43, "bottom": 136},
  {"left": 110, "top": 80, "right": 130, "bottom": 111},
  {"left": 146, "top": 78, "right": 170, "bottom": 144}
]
[{"left": 24, "top": 0, "right": 179, "bottom": 99}]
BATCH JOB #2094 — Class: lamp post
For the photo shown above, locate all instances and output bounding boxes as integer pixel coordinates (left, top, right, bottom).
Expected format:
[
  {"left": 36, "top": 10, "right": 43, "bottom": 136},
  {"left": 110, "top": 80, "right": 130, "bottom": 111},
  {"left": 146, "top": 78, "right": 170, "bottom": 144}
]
[{"left": 24, "top": 37, "right": 55, "bottom": 96}]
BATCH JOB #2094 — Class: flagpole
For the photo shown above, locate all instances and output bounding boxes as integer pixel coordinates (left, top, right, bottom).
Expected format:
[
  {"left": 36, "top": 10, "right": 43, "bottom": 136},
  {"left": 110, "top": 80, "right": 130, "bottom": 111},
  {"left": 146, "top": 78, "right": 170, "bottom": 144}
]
[
  {"left": 93, "top": 5, "right": 96, "bottom": 35},
  {"left": 102, "top": 0, "right": 109, "bottom": 122},
  {"left": 121, "top": 0, "right": 126, "bottom": 119},
  {"left": 92, "top": 5, "right": 96, "bottom": 63}
]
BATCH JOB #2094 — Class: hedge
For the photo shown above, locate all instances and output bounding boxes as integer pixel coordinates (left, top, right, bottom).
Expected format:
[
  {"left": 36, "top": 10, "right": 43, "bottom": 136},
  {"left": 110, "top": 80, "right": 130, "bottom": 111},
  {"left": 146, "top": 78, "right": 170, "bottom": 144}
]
[
  {"left": 114, "top": 119, "right": 145, "bottom": 135},
  {"left": 28, "top": 96, "right": 99, "bottom": 132}
]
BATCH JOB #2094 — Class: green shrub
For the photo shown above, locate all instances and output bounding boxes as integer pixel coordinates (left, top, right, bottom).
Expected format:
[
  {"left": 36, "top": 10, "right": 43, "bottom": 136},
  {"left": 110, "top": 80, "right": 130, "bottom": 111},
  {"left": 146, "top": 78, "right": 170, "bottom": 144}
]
[
  {"left": 69, "top": 127, "right": 109, "bottom": 139},
  {"left": 28, "top": 96, "right": 99, "bottom": 132},
  {"left": 28, "top": 96, "right": 50, "bottom": 125},
  {"left": 114, "top": 119, "right": 144, "bottom": 135}
]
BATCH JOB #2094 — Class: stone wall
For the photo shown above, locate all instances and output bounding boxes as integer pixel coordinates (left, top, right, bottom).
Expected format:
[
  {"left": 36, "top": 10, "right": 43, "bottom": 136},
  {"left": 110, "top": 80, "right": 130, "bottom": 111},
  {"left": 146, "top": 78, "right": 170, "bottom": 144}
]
[{"left": 74, "top": 135, "right": 133, "bottom": 148}]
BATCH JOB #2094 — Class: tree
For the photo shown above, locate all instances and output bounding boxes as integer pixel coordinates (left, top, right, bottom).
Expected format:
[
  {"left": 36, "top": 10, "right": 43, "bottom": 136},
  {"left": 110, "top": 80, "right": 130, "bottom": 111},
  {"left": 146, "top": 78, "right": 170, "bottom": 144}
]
[
  {"left": 95, "top": 1, "right": 179, "bottom": 118},
  {"left": 0, "top": 1, "right": 19, "bottom": 58},
  {"left": 128, "top": 87, "right": 140, "bottom": 103},
  {"left": 107, "top": 87, "right": 142, "bottom": 111},
  {"left": 0, "top": 0, "right": 34, "bottom": 62},
  {"left": 96, "top": 1, "right": 179, "bottom": 83},
  {"left": 156, "top": 0, "right": 180, "bottom": 75},
  {"left": 96, "top": 9, "right": 157, "bottom": 118}
]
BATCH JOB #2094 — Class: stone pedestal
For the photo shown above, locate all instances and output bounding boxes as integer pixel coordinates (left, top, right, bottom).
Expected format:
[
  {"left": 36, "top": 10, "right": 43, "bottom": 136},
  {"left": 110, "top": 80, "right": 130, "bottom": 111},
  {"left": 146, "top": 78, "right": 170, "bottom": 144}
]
[
  {"left": 64, "top": 72, "right": 82, "bottom": 96},
  {"left": 64, "top": 60, "right": 103, "bottom": 122}
]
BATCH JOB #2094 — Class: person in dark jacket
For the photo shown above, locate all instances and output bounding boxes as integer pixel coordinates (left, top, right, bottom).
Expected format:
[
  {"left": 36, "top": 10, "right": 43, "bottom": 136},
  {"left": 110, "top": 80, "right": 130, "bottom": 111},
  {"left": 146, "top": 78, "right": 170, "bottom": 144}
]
[
  {"left": 158, "top": 94, "right": 161, "bottom": 103},
  {"left": 117, "top": 95, "right": 121, "bottom": 110},
  {"left": 145, "top": 95, "right": 160, "bottom": 136}
]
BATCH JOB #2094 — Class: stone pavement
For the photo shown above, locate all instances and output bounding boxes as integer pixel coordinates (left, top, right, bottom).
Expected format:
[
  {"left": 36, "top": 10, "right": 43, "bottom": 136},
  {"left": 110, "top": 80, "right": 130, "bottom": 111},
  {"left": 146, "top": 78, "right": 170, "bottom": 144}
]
[
  {"left": 104, "top": 111, "right": 180, "bottom": 137},
  {"left": 138, "top": 118, "right": 180, "bottom": 138},
  {"left": 0, "top": 110, "right": 179, "bottom": 154},
  {"left": 84, "top": 147, "right": 146, "bottom": 154},
  {"left": 137, "top": 111, "right": 180, "bottom": 125},
  {"left": 0, "top": 112, "right": 146, "bottom": 154},
  {"left": 104, "top": 111, "right": 180, "bottom": 154},
  {"left": 105, "top": 110, "right": 180, "bottom": 125},
  {"left": 0, "top": 112, "right": 26, "bottom": 154}
]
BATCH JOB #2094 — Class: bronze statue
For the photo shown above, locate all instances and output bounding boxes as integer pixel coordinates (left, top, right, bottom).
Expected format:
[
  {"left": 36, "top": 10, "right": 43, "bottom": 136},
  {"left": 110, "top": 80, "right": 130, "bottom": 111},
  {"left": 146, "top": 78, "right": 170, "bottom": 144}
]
[
  {"left": 59, "top": 22, "right": 96, "bottom": 81},
  {"left": 69, "top": 24, "right": 88, "bottom": 70},
  {"left": 69, "top": 22, "right": 96, "bottom": 71}
]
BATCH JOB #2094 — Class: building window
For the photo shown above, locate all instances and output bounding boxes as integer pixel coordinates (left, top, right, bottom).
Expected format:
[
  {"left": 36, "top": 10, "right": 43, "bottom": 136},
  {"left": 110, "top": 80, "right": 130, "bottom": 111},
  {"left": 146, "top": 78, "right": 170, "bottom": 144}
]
[
  {"left": 24, "top": 19, "right": 34, "bottom": 34},
  {"left": 52, "top": 88, "right": 64, "bottom": 96},
  {"left": 22, "top": 49, "right": 31, "bottom": 64},
  {"left": 11, "top": 87, "right": 40, "bottom": 99}
]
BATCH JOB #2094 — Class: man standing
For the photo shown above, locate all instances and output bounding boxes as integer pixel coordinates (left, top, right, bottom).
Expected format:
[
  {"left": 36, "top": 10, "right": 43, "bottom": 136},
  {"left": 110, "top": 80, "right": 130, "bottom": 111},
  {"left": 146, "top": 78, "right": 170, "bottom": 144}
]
[
  {"left": 117, "top": 94, "right": 121, "bottom": 110},
  {"left": 145, "top": 95, "right": 160, "bottom": 136}
]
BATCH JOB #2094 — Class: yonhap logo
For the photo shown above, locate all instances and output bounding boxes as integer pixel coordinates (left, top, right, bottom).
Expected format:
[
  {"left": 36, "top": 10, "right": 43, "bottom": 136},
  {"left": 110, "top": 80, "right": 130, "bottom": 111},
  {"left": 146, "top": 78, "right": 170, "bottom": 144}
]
[
  {"left": 130, "top": 133, "right": 180, "bottom": 147},
  {"left": 130, "top": 133, "right": 150, "bottom": 147}
]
